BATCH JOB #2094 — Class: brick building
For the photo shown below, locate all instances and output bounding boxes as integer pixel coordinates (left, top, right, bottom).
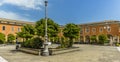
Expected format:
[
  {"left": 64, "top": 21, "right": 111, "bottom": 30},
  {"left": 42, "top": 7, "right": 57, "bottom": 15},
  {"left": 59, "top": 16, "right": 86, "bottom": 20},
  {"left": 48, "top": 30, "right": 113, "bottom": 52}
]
[
  {"left": 79, "top": 20, "right": 120, "bottom": 44},
  {"left": 1, "top": 18, "right": 120, "bottom": 44},
  {"left": 0, "top": 18, "right": 34, "bottom": 41}
]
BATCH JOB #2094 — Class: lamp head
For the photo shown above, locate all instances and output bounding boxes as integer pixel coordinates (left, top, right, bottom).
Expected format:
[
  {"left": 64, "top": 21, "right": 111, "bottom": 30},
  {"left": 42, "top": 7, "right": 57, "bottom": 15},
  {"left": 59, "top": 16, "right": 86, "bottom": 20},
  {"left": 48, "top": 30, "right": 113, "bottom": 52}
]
[{"left": 45, "top": 1, "right": 48, "bottom": 6}]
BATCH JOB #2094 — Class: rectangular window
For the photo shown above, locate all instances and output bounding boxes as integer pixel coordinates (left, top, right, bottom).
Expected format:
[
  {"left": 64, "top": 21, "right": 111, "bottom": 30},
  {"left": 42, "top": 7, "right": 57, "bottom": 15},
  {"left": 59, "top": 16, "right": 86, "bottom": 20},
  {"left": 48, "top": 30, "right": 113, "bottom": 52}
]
[
  {"left": 2, "top": 26, "right": 5, "bottom": 30},
  {"left": 11, "top": 27, "right": 14, "bottom": 31},
  {"left": 85, "top": 27, "right": 89, "bottom": 33},
  {"left": 18, "top": 28, "right": 21, "bottom": 32},
  {"left": 80, "top": 29, "right": 83, "bottom": 34}
]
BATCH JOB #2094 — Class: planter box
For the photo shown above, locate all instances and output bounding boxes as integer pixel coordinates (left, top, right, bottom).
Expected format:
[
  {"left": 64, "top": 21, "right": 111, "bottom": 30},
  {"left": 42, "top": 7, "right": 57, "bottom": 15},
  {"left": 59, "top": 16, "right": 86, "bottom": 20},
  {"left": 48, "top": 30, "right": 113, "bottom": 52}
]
[
  {"left": 18, "top": 47, "right": 40, "bottom": 55},
  {"left": 18, "top": 47, "right": 80, "bottom": 55},
  {"left": 49, "top": 47, "right": 80, "bottom": 55}
]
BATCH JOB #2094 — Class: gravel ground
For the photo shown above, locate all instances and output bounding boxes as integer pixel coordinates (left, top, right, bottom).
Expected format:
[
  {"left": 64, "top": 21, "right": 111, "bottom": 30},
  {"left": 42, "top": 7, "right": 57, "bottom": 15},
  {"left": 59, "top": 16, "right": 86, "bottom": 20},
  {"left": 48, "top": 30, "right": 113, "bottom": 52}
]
[{"left": 0, "top": 44, "right": 120, "bottom": 62}]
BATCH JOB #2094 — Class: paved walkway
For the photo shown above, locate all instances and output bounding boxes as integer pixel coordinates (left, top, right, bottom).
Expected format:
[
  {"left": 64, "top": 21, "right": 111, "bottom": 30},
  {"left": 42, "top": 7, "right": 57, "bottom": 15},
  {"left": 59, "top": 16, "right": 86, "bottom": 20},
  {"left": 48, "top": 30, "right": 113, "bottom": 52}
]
[
  {"left": 0, "top": 56, "right": 8, "bottom": 62},
  {"left": 0, "top": 45, "right": 120, "bottom": 62},
  {"left": 117, "top": 47, "right": 120, "bottom": 52}
]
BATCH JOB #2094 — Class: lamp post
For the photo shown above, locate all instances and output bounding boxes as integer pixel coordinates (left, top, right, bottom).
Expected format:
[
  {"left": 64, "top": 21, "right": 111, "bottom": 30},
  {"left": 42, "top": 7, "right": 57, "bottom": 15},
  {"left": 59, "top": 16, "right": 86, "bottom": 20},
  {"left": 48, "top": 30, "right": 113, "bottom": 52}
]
[
  {"left": 41, "top": 0, "right": 49, "bottom": 56},
  {"left": 16, "top": 37, "right": 19, "bottom": 50}
]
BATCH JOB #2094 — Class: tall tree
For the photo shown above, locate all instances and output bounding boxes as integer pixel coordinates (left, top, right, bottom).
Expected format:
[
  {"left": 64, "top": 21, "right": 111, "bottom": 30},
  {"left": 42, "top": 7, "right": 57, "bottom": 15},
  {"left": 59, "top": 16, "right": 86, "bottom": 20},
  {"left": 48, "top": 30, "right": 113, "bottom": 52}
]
[
  {"left": 98, "top": 34, "right": 108, "bottom": 44},
  {"left": 7, "top": 34, "right": 15, "bottom": 43},
  {"left": 63, "top": 23, "right": 80, "bottom": 47},
  {"left": 35, "top": 18, "right": 59, "bottom": 38},
  {"left": 90, "top": 35, "right": 97, "bottom": 44},
  {"left": 17, "top": 24, "right": 36, "bottom": 41},
  {"left": 0, "top": 33, "right": 5, "bottom": 44}
]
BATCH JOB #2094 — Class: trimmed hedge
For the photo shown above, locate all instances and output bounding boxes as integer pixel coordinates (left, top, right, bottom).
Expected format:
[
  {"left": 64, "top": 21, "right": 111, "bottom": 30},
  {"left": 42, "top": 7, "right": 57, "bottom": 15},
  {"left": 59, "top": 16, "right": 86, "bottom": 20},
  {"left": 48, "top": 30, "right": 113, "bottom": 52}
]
[{"left": 21, "top": 37, "right": 44, "bottom": 49}]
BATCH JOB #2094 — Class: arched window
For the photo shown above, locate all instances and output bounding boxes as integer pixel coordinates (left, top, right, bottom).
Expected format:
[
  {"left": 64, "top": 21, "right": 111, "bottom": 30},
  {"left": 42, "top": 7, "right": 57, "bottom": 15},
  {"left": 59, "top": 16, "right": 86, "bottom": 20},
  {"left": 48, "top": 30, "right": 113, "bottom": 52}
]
[{"left": 2, "top": 26, "right": 5, "bottom": 30}]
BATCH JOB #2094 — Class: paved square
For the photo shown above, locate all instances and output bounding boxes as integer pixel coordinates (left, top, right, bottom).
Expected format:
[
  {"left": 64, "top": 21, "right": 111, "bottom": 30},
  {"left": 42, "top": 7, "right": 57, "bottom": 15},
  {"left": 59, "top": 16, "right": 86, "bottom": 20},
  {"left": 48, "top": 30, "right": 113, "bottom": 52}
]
[{"left": 0, "top": 45, "right": 120, "bottom": 62}]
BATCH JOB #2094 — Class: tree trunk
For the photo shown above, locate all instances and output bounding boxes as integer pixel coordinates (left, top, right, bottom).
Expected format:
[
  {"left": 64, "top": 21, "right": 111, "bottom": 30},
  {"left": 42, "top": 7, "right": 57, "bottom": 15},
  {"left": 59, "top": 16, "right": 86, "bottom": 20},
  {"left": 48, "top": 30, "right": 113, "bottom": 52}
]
[{"left": 68, "top": 38, "right": 73, "bottom": 47}]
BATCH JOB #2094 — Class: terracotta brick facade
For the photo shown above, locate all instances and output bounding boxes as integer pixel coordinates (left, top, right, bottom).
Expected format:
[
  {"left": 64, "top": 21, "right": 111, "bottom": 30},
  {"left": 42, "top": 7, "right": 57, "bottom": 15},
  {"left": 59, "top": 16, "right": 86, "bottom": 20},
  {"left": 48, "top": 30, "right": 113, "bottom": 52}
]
[
  {"left": 79, "top": 21, "right": 120, "bottom": 44},
  {"left": 0, "top": 18, "right": 34, "bottom": 41}
]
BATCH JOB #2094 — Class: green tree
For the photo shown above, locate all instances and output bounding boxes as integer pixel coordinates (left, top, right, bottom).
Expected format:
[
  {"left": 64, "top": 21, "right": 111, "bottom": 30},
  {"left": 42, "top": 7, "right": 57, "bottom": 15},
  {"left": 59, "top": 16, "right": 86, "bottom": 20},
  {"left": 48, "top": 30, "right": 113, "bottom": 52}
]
[
  {"left": 35, "top": 18, "right": 59, "bottom": 38},
  {"left": 63, "top": 23, "right": 80, "bottom": 47},
  {"left": 90, "top": 35, "right": 97, "bottom": 44},
  {"left": 17, "top": 24, "right": 36, "bottom": 41},
  {"left": 21, "top": 37, "right": 43, "bottom": 49},
  {"left": 98, "top": 34, "right": 108, "bottom": 44},
  {"left": 7, "top": 34, "right": 15, "bottom": 43},
  {"left": 0, "top": 33, "right": 5, "bottom": 44}
]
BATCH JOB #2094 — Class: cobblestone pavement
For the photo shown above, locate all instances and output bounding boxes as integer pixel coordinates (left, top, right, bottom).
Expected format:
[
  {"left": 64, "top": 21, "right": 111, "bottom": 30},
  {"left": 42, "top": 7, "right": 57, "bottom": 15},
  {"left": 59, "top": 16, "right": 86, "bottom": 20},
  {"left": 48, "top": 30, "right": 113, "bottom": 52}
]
[{"left": 0, "top": 44, "right": 120, "bottom": 62}]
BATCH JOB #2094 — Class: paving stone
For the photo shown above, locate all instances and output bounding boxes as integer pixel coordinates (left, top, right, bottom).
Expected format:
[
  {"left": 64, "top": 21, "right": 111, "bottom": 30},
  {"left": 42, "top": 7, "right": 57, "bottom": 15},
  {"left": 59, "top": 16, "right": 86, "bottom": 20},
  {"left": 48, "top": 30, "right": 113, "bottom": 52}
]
[{"left": 0, "top": 45, "right": 120, "bottom": 62}]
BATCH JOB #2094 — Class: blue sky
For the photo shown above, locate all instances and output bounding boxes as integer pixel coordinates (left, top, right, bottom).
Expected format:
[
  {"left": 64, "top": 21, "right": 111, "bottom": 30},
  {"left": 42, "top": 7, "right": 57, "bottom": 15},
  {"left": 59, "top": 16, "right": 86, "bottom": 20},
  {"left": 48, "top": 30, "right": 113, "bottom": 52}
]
[{"left": 0, "top": 0, "right": 120, "bottom": 25}]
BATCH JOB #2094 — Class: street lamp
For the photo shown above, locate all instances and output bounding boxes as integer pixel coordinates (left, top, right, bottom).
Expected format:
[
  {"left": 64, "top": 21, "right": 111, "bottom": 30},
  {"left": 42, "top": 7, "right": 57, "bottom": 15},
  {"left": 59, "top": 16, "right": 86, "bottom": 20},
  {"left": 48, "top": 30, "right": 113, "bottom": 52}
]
[
  {"left": 41, "top": 0, "right": 49, "bottom": 56},
  {"left": 16, "top": 37, "right": 19, "bottom": 50}
]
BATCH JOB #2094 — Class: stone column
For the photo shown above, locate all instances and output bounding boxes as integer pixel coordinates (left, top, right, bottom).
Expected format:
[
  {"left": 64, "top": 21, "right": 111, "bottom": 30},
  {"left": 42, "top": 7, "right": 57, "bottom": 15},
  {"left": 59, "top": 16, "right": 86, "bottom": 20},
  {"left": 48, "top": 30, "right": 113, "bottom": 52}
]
[
  {"left": 110, "top": 36, "right": 113, "bottom": 46},
  {"left": 89, "top": 36, "right": 91, "bottom": 43},
  {"left": 96, "top": 36, "right": 99, "bottom": 42},
  {"left": 117, "top": 36, "right": 119, "bottom": 43},
  {"left": 83, "top": 36, "right": 85, "bottom": 43}
]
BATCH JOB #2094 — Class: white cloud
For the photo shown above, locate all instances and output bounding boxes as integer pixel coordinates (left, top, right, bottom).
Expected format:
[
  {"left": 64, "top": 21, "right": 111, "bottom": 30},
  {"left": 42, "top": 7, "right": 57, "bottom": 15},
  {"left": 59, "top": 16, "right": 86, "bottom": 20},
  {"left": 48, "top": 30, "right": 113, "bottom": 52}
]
[
  {"left": 0, "top": 0, "right": 44, "bottom": 10},
  {"left": 0, "top": 10, "right": 32, "bottom": 21}
]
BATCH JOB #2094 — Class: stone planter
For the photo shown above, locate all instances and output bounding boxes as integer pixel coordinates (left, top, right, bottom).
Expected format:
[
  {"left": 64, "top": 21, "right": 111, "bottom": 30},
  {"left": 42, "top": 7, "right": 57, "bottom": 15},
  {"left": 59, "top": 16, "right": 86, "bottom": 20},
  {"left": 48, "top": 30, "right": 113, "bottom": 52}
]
[{"left": 18, "top": 47, "right": 80, "bottom": 56}]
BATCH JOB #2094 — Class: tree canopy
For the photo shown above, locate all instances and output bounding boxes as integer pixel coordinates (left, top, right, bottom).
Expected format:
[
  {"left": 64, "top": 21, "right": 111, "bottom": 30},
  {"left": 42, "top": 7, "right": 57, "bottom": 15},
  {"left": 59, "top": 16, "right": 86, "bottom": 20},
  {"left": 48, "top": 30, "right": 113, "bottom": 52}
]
[
  {"left": 17, "top": 24, "right": 36, "bottom": 40},
  {"left": 90, "top": 35, "right": 97, "bottom": 41},
  {"left": 98, "top": 34, "right": 108, "bottom": 44},
  {"left": 35, "top": 18, "right": 59, "bottom": 37},
  {"left": 7, "top": 34, "right": 15, "bottom": 43},
  {"left": 63, "top": 23, "right": 80, "bottom": 39},
  {"left": 63, "top": 23, "right": 80, "bottom": 47},
  {"left": 0, "top": 33, "right": 5, "bottom": 44}
]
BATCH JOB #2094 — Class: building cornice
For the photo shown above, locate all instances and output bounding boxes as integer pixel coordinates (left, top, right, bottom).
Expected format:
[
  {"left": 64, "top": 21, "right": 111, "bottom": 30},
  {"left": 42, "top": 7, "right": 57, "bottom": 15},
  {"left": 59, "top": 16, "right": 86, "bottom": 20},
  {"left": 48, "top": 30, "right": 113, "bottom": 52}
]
[
  {"left": 0, "top": 18, "right": 35, "bottom": 26},
  {"left": 79, "top": 20, "right": 120, "bottom": 26}
]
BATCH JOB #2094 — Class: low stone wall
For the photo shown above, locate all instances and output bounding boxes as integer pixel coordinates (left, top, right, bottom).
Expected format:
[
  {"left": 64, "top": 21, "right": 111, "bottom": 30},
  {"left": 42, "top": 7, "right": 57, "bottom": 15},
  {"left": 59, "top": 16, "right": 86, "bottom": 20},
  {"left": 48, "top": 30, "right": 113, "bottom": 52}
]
[
  {"left": 51, "top": 47, "right": 80, "bottom": 55},
  {"left": 18, "top": 48, "right": 40, "bottom": 55},
  {"left": 18, "top": 47, "right": 80, "bottom": 56}
]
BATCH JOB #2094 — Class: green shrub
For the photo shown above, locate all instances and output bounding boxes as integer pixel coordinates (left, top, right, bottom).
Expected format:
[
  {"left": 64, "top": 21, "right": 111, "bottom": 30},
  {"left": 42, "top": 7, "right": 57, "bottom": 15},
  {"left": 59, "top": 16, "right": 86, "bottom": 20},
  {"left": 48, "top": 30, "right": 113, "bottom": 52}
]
[
  {"left": 0, "top": 39, "right": 4, "bottom": 44},
  {"left": 7, "top": 34, "right": 15, "bottom": 44},
  {"left": 116, "top": 43, "right": 120, "bottom": 46},
  {"left": 21, "top": 37, "right": 44, "bottom": 49},
  {"left": 58, "top": 37, "right": 72, "bottom": 48},
  {"left": 0, "top": 33, "right": 5, "bottom": 44},
  {"left": 98, "top": 34, "right": 108, "bottom": 44},
  {"left": 32, "top": 37, "right": 43, "bottom": 49},
  {"left": 60, "top": 40, "right": 69, "bottom": 48}
]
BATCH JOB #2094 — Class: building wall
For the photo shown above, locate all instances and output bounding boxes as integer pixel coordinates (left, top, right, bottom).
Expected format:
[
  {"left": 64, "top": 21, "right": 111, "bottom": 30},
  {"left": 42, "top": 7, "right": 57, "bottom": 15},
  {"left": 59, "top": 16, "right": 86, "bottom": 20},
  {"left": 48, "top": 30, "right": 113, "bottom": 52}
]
[
  {"left": 0, "top": 24, "right": 22, "bottom": 36},
  {"left": 0, "top": 24, "right": 22, "bottom": 41},
  {"left": 79, "top": 21, "right": 120, "bottom": 43},
  {"left": 0, "top": 18, "right": 34, "bottom": 42}
]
